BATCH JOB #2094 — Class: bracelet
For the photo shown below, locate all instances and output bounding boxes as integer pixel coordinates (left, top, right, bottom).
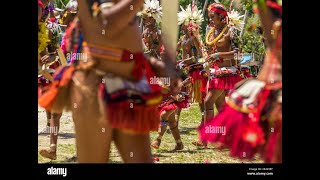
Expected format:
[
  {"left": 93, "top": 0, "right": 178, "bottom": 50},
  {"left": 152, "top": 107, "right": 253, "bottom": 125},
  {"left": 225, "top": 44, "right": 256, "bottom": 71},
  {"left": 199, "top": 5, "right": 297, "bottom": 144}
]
[{"left": 214, "top": 53, "right": 219, "bottom": 60}]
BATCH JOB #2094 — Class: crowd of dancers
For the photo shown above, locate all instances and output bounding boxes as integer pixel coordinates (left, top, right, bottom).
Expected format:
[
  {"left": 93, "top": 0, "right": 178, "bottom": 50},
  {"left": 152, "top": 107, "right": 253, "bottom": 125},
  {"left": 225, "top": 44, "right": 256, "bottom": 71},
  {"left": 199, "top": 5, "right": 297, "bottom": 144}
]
[{"left": 38, "top": 0, "right": 282, "bottom": 163}]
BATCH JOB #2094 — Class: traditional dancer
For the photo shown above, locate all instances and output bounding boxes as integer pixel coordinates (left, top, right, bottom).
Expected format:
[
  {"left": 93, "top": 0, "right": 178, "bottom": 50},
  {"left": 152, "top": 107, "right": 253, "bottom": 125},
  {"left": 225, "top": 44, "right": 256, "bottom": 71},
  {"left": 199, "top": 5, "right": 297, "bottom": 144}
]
[
  {"left": 39, "top": 0, "right": 180, "bottom": 163},
  {"left": 176, "top": 3, "right": 205, "bottom": 124},
  {"left": 140, "top": 0, "right": 164, "bottom": 60},
  {"left": 59, "top": 0, "right": 81, "bottom": 64},
  {"left": 38, "top": 0, "right": 64, "bottom": 160},
  {"left": 199, "top": 0, "right": 282, "bottom": 163},
  {"left": 202, "top": 3, "right": 244, "bottom": 122},
  {"left": 175, "top": 72, "right": 191, "bottom": 124},
  {"left": 150, "top": 82, "right": 185, "bottom": 151}
]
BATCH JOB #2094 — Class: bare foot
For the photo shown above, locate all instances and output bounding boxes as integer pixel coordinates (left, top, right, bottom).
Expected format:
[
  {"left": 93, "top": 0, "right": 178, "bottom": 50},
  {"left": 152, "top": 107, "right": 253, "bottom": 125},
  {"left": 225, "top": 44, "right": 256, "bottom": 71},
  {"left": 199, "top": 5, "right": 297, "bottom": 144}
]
[
  {"left": 39, "top": 149, "right": 57, "bottom": 160},
  {"left": 151, "top": 139, "right": 161, "bottom": 149},
  {"left": 192, "top": 141, "right": 207, "bottom": 148},
  {"left": 170, "top": 142, "right": 184, "bottom": 152}
]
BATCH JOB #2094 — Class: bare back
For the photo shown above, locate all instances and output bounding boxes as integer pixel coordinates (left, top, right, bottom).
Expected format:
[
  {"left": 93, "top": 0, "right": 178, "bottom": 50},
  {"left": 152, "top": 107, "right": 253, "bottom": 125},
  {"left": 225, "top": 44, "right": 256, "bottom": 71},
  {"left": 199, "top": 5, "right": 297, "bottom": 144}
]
[{"left": 77, "top": 0, "right": 143, "bottom": 53}]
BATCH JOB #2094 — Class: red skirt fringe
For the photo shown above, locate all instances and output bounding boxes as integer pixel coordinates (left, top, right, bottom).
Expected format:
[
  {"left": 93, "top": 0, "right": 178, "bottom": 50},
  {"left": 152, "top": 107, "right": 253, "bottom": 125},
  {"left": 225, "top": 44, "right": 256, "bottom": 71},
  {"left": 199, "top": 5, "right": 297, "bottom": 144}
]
[
  {"left": 208, "top": 75, "right": 243, "bottom": 90},
  {"left": 106, "top": 101, "right": 160, "bottom": 135},
  {"left": 199, "top": 104, "right": 265, "bottom": 160}
]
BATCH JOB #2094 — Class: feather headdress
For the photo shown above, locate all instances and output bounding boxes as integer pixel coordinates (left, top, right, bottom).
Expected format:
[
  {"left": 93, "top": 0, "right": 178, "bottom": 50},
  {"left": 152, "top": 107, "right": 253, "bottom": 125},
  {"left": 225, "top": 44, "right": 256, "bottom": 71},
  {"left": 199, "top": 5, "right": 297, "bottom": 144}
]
[
  {"left": 65, "top": 0, "right": 78, "bottom": 13},
  {"left": 138, "top": 0, "right": 162, "bottom": 23},
  {"left": 227, "top": 10, "right": 244, "bottom": 31},
  {"left": 177, "top": 4, "right": 203, "bottom": 26}
]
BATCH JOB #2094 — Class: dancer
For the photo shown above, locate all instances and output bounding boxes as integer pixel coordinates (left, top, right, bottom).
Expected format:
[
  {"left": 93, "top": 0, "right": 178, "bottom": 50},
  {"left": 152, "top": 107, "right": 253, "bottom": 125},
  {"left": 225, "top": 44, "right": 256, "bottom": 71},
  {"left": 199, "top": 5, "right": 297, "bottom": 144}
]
[
  {"left": 140, "top": 0, "right": 164, "bottom": 60},
  {"left": 151, "top": 81, "right": 185, "bottom": 151},
  {"left": 202, "top": 3, "right": 244, "bottom": 122},
  {"left": 39, "top": 0, "right": 180, "bottom": 163},
  {"left": 38, "top": 0, "right": 64, "bottom": 160},
  {"left": 199, "top": 0, "right": 282, "bottom": 163},
  {"left": 176, "top": 3, "right": 206, "bottom": 124}
]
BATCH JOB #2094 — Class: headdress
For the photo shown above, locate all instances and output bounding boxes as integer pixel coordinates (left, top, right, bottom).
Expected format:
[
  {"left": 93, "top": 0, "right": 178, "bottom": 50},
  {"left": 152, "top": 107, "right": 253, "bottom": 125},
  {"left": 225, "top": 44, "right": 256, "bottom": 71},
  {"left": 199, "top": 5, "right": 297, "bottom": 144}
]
[
  {"left": 65, "top": 0, "right": 78, "bottom": 13},
  {"left": 138, "top": 0, "right": 162, "bottom": 23},
  {"left": 137, "top": 0, "right": 162, "bottom": 23},
  {"left": 207, "top": 3, "right": 244, "bottom": 30},
  {"left": 177, "top": 4, "right": 203, "bottom": 26}
]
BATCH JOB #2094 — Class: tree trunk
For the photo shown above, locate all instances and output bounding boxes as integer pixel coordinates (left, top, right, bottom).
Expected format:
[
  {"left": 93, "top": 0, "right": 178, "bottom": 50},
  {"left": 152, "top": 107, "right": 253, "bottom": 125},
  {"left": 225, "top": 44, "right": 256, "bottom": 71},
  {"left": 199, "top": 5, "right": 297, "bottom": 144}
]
[{"left": 240, "top": 8, "right": 248, "bottom": 39}]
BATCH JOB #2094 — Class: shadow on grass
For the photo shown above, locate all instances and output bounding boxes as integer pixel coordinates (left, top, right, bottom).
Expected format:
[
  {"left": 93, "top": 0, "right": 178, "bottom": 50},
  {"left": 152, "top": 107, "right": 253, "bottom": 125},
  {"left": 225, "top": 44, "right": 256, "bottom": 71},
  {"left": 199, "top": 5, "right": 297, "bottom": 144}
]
[
  {"left": 160, "top": 149, "right": 199, "bottom": 154},
  {"left": 58, "top": 133, "right": 75, "bottom": 139},
  {"left": 179, "top": 127, "right": 197, "bottom": 135},
  {"left": 152, "top": 153, "right": 170, "bottom": 157},
  {"left": 38, "top": 132, "right": 75, "bottom": 139},
  {"left": 163, "top": 126, "right": 197, "bottom": 135},
  {"left": 63, "top": 155, "right": 77, "bottom": 163}
]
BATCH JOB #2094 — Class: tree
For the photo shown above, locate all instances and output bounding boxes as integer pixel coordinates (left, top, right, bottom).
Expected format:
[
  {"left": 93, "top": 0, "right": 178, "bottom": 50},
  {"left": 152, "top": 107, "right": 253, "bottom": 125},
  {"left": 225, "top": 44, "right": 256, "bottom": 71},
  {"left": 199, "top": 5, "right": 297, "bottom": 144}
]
[
  {"left": 54, "top": 0, "right": 70, "bottom": 9},
  {"left": 241, "top": 15, "right": 265, "bottom": 62}
]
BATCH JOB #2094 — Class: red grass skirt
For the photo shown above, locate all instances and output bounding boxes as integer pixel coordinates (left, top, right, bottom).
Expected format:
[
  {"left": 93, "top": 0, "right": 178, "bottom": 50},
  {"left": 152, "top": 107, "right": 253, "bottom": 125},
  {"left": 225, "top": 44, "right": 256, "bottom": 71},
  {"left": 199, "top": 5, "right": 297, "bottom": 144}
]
[
  {"left": 106, "top": 101, "right": 160, "bottom": 135},
  {"left": 101, "top": 53, "right": 163, "bottom": 134},
  {"left": 199, "top": 104, "right": 265, "bottom": 160},
  {"left": 208, "top": 75, "right": 243, "bottom": 90},
  {"left": 201, "top": 78, "right": 208, "bottom": 102},
  {"left": 176, "top": 95, "right": 190, "bottom": 109}
]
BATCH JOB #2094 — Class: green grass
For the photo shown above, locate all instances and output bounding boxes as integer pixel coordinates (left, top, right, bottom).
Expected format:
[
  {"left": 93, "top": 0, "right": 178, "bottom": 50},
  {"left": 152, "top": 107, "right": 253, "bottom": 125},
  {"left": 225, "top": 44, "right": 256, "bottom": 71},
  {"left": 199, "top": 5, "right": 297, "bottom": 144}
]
[
  {"left": 38, "top": 104, "right": 263, "bottom": 163},
  {"left": 38, "top": 144, "right": 76, "bottom": 164}
]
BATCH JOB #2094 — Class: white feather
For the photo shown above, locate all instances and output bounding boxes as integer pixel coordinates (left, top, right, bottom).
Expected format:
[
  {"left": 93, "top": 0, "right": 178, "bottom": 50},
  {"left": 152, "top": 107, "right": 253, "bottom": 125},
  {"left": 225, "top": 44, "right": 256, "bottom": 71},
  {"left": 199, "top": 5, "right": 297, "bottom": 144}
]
[
  {"left": 177, "top": 4, "right": 203, "bottom": 26},
  {"left": 139, "top": 0, "right": 162, "bottom": 23},
  {"left": 228, "top": 10, "right": 245, "bottom": 31}
]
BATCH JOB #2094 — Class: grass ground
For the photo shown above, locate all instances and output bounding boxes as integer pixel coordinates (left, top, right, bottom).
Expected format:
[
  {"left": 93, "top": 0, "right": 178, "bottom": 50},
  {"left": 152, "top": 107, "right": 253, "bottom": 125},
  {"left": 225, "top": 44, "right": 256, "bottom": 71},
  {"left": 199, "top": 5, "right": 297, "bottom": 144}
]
[{"left": 38, "top": 104, "right": 263, "bottom": 163}]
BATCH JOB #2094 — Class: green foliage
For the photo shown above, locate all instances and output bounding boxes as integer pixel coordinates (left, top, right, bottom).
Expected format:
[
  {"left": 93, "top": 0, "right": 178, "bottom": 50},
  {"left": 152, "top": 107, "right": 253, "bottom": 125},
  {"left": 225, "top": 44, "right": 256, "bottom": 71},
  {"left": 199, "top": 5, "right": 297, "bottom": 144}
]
[
  {"left": 241, "top": 14, "right": 265, "bottom": 61},
  {"left": 54, "top": 0, "right": 70, "bottom": 9},
  {"left": 241, "top": 0, "right": 254, "bottom": 10}
]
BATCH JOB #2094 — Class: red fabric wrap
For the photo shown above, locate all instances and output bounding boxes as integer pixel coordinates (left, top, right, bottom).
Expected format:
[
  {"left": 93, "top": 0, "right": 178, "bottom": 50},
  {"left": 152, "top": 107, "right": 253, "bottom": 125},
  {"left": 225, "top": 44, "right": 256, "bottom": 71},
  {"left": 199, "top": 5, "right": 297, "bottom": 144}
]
[
  {"left": 159, "top": 101, "right": 178, "bottom": 115},
  {"left": 208, "top": 4, "right": 228, "bottom": 17},
  {"left": 176, "top": 95, "right": 190, "bottom": 109}
]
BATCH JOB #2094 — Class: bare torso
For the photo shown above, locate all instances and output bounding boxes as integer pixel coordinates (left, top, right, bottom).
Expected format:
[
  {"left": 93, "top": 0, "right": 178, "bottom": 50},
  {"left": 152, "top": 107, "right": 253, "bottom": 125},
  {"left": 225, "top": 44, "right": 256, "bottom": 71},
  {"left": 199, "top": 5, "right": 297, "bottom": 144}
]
[
  {"left": 181, "top": 35, "right": 198, "bottom": 60},
  {"left": 142, "top": 26, "right": 161, "bottom": 55},
  {"left": 77, "top": 0, "right": 143, "bottom": 53},
  {"left": 206, "top": 26, "right": 236, "bottom": 67}
]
